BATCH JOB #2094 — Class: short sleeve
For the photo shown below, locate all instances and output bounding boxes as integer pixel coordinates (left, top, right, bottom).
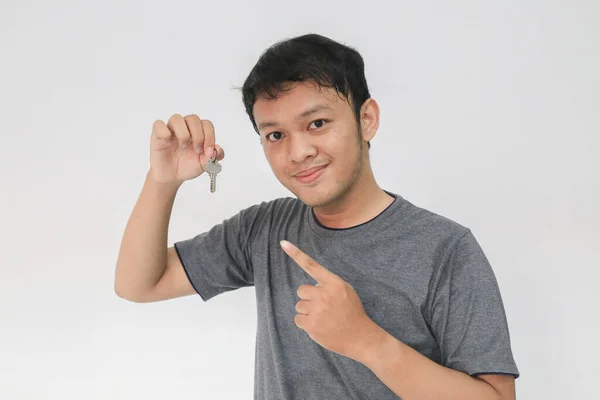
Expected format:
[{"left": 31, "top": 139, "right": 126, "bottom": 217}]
[
  {"left": 174, "top": 204, "right": 263, "bottom": 301},
  {"left": 429, "top": 230, "right": 520, "bottom": 378}
]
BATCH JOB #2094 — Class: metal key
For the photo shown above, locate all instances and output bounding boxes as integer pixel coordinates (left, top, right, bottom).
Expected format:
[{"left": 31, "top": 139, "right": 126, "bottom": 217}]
[{"left": 204, "top": 156, "right": 222, "bottom": 193}]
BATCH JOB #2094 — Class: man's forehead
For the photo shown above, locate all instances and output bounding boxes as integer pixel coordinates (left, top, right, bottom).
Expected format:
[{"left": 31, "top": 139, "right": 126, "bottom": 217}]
[
  {"left": 253, "top": 83, "right": 345, "bottom": 127},
  {"left": 257, "top": 82, "right": 339, "bottom": 104},
  {"left": 256, "top": 103, "right": 334, "bottom": 130}
]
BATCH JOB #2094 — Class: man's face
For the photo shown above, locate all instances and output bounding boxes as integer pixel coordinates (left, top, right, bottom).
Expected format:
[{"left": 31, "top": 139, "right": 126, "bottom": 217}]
[{"left": 253, "top": 81, "right": 366, "bottom": 208}]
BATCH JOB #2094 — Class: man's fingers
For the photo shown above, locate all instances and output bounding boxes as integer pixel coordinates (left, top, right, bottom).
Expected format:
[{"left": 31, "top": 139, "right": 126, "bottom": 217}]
[
  {"left": 295, "top": 299, "right": 311, "bottom": 315},
  {"left": 294, "top": 314, "right": 309, "bottom": 330},
  {"left": 214, "top": 144, "right": 225, "bottom": 161},
  {"left": 184, "top": 114, "right": 205, "bottom": 154},
  {"left": 201, "top": 119, "right": 215, "bottom": 158},
  {"left": 281, "top": 240, "right": 338, "bottom": 284},
  {"left": 152, "top": 119, "right": 171, "bottom": 140},
  {"left": 167, "top": 113, "right": 191, "bottom": 147},
  {"left": 297, "top": 284, "right": 319, "bottom": 300}
]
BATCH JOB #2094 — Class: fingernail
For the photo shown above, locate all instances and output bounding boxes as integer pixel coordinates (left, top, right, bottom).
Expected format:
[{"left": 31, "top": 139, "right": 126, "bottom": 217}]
[
  {"left": 206, "top": 147, "right": 213, "bottom": 157},
  {"left": 194, "top": 144, "right": 203, "bottom": 153},
  {"left": 280, "top": 240, "right": 291, "bottom": 251}
]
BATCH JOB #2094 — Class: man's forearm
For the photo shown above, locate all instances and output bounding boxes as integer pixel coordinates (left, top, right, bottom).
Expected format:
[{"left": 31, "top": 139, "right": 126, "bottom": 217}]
[{"left": 358, "top": 325, "right": 502, "bottom": 400}]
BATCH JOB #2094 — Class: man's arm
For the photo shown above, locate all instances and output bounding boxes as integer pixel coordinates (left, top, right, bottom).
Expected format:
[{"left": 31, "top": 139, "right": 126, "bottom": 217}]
[
  {"left": 279, "top": 239, "right": 517, "bottom": 399},
  {"left": 359, "top": 326, "right": 516, "bottom": 400},
  {"left": 114, "top": 171, "right": 195, "bottom": 302}
]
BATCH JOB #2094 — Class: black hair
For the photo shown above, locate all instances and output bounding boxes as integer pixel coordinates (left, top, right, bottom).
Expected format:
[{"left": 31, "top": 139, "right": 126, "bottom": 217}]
[{"left": 240, "top": 33, "right": 372, "bottom": 148}]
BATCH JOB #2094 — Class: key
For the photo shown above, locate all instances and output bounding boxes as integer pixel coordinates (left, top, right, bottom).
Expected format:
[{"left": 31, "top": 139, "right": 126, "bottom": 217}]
[{"left": 204, "top": 156, "right": 222, "bottom": 193}]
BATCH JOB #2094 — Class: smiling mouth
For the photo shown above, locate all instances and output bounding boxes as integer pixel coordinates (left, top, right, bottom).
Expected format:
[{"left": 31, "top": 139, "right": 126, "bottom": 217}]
[{"left": 294, "top": 165, "right": 327, "bottom": 183}]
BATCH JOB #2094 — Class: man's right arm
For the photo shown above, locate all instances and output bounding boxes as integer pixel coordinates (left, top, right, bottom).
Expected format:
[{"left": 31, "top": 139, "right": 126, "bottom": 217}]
[{"left": 114, "top": 171, "right": 195, "bottom": 303}]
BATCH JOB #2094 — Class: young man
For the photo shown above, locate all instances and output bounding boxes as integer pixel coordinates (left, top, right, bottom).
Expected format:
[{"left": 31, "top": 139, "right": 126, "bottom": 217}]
[{"left": 115, "top": 33, "right": 520, "bottom": 399}]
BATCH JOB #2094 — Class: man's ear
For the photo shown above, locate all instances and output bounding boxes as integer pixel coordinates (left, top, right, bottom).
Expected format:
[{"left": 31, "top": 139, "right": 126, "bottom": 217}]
[{"left": 359, "top": 98, "right": 380, "bottom": 143}]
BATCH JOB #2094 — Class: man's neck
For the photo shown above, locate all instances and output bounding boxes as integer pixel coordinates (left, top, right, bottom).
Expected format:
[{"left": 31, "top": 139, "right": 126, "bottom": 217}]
[{"left": 312, "top": 180, "right": 394, "bottom": 229}]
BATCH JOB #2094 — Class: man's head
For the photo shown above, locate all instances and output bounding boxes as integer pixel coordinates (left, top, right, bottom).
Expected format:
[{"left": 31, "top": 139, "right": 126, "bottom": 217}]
[{"left": 241, "top": 34, "right": 380, "bottom": 208}]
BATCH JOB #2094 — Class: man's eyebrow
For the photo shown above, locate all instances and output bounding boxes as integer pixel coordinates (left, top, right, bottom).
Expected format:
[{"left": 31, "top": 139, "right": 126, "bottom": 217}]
[{"left": 257, "top": 104, "right": 332, "bottom": 131}]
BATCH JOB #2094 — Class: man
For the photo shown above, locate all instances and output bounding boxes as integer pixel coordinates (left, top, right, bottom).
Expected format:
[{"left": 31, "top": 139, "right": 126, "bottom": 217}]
[{"left": 115, "top": 33, "right": 520, "bottom": 399}]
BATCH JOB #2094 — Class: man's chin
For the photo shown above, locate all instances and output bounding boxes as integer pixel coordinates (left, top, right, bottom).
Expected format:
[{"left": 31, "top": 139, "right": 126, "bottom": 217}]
[
  {"left": 283, "top": 173, "right": 347, "bottom": 208},
  {"left": 292, "top": 186, "right": 340, "bottom": 208},
  {"left": 289, "top": 187, "right": 320, "bottom": 206}
]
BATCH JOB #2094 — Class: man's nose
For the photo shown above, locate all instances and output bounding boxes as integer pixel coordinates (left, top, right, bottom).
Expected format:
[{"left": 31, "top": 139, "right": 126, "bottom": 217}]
[{"left": 288, "top": 134, "right": 317, "bottom": 163}]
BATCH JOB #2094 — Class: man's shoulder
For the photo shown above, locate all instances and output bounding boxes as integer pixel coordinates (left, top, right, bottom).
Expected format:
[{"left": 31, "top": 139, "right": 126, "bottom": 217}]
[{"left": 397, "top": 196, "right": 470, "bottom": 239}]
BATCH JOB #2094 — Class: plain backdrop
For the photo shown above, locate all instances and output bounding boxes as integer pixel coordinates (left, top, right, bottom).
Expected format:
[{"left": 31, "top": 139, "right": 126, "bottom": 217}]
[{"left": 1, "top": 1, "right": 598, "bottom": 399}]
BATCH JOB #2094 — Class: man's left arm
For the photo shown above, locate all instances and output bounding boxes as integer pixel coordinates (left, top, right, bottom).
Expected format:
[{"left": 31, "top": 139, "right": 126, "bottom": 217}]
[
  {"left": 280, "top": 239, "right": 517, "bottom": 400},
  {"left": 357, "top": 322, "right": 516, "bottom": 400}
]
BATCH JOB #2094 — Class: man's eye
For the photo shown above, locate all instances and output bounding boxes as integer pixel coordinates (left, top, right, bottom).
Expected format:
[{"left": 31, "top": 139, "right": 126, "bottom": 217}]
[
  {"left": 266, "top": 132, "right": 283, "bottom": 142},
  {"left": 310, "top": 119, "right": 328, "bottom": 129}
]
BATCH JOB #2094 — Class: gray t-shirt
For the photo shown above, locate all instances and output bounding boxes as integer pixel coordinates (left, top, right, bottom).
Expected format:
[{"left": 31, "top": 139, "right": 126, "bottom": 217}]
[{"left": 174, "top": 191, "right": 520, "bottom": 399}]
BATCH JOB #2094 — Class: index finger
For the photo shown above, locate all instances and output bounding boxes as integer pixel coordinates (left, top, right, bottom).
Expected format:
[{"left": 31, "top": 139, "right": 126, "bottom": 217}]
[{"left": 280, "top": 240, "right": 337, "bottom": 284}]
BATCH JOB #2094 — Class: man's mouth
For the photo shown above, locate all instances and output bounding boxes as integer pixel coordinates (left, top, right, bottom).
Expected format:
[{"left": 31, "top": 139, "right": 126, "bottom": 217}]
[{"left": 294, "top": 165, "right": 327, "bottom": 184}]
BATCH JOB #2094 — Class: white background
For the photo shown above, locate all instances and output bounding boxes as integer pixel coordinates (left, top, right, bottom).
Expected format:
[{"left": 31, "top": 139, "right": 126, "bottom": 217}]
[{"left": 1, "top": 1, "right": 598, "bottom": 399}]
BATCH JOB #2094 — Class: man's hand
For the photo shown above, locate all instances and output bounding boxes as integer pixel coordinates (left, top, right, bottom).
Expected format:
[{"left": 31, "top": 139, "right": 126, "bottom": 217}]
[
  {"left": 280, "top": 240, "right": 382, "bottom": 362},
  {"left": 149, "top": 114, "right": 224, "bottom": 185}
]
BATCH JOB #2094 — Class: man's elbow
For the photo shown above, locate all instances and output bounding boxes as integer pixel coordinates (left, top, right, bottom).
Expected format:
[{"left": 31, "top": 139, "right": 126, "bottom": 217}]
[{"left": 114, "top": 281, "right": 149, "bottom": 303}]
